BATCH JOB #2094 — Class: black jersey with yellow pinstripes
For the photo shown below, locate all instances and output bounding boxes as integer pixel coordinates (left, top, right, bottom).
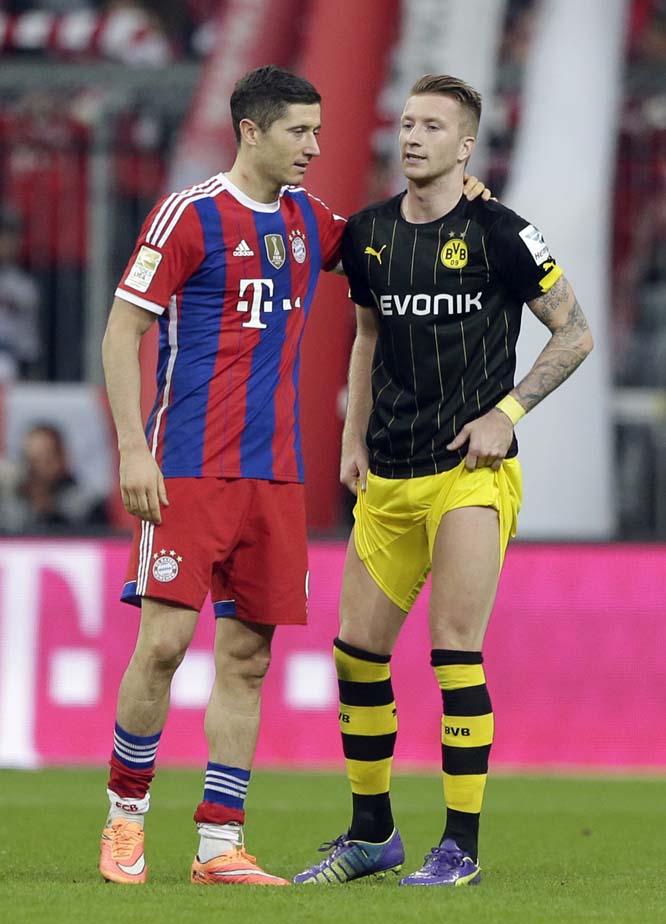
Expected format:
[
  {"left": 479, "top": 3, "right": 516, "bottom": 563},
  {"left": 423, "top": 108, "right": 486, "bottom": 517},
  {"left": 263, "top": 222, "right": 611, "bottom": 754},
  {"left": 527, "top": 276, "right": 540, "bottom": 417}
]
[{"left": 341, "top": 192, "right": 563, "bottom": 478}]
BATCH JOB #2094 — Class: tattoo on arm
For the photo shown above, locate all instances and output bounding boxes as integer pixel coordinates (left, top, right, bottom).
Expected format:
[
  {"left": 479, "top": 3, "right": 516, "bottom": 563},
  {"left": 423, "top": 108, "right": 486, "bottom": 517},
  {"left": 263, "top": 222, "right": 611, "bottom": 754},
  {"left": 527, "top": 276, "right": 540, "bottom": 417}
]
[{"left": 514, "top": 278, "right": 593, "bottom": 413}]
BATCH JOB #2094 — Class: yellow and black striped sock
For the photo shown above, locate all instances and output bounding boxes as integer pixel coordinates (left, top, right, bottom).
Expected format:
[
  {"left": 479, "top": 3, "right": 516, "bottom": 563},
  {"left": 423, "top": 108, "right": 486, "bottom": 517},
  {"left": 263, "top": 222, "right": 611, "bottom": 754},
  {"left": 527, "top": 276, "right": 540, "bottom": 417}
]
[
  {"left": 431, "top": 648, "right": 494, "bottom": 861},
  {"left": 334, "top": 637, "right": 397, "bottom": 842}
]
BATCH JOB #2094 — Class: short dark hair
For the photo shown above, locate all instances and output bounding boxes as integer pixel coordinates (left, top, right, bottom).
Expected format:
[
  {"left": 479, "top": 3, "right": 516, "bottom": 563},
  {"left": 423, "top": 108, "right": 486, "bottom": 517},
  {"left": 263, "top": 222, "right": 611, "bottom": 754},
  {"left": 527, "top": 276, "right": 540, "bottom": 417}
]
[
  {"left": 230, "top": 65, "right": 321, "bottom": 144},
  {"left": 409, "top": 74, "right": 482, "bottom": 134}
]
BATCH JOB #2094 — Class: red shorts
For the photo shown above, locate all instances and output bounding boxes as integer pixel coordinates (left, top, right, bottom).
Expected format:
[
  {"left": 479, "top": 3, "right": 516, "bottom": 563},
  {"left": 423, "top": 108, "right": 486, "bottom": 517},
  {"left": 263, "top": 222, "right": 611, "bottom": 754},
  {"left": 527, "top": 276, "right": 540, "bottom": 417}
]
[{"left": 121, "top": 478, "right": 308, "bottom": 625}]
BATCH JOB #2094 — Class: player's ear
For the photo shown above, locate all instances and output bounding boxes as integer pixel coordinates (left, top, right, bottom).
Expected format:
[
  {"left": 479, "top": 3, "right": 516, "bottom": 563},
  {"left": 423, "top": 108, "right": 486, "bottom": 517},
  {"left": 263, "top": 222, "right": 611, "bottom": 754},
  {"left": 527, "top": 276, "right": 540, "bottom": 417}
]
[
  {"left": 239, "top": 118, "right": 260, "bottom": 147},
  {"left": 458, "top": 135, "right": 476, "bottom": 162}
]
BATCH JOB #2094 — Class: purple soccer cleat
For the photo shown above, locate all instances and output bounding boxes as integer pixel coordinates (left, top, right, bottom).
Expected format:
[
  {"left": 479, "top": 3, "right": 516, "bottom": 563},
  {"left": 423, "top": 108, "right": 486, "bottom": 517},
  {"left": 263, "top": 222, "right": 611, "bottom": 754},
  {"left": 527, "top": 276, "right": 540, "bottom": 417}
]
[
  {"left": 293, "top": 829, "right": 404, "bottom": 884},
  {"left": 399, "top": 838, "right": 481, "bottom": 887}
]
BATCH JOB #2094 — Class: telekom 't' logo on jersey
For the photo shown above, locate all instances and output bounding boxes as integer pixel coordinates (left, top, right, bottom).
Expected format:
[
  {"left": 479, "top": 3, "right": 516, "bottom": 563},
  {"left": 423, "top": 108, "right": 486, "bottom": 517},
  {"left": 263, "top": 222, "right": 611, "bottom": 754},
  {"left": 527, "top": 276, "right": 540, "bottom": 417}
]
[{"left": 236, "top": 279, "right": 302, "bottom": 330}]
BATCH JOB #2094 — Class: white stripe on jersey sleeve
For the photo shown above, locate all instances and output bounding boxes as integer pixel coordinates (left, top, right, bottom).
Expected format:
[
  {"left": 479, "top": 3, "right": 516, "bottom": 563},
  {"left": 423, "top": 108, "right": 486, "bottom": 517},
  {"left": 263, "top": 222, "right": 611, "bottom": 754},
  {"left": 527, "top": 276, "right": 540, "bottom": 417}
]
[
  {"left": 114, "top": 289, "right": 166, "bottom": 315},
  {"left": 154, "top": 180, "right": 225, "bottom": 249},
  {"left": 146, "top": 175, "right": 220, "bottom": 245},
  {"left": 146, "top": 175, "right": 224, "bottom": 248}
]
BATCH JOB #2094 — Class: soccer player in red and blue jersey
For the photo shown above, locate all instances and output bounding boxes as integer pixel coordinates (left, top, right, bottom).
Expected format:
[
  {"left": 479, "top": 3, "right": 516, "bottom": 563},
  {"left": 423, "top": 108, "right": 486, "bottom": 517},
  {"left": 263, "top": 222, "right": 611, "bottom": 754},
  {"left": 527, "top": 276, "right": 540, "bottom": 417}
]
[{"left": 99, "top": 65, "right": 344, "bottom": 887}]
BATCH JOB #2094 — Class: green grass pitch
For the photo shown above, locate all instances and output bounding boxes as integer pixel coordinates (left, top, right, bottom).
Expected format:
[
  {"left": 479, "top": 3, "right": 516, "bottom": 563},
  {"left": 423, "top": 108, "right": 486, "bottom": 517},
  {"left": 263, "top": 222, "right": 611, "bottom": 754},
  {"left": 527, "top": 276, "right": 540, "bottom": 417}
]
[{"left": 1, "top": 768, "right": 664, "bottom": 923}]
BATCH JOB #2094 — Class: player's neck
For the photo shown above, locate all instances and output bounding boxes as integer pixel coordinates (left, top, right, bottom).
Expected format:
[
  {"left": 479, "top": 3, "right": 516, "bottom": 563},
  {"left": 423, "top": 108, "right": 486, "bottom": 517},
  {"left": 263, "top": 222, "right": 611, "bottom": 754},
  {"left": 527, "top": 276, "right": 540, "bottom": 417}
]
[
  {"left": 401, "top": 176, "right": 464, "bottom": 224},
  {"left": 226, "top": 164, "right": 281, "bottom": 205}
]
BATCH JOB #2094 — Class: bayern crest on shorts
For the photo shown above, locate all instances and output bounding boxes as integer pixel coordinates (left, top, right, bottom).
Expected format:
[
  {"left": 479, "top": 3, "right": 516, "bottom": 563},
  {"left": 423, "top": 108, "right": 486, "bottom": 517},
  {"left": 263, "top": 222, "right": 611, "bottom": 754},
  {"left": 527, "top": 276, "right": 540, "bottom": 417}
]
[{"left": 152, "top": 548, "right": 182, "bottom": 582}]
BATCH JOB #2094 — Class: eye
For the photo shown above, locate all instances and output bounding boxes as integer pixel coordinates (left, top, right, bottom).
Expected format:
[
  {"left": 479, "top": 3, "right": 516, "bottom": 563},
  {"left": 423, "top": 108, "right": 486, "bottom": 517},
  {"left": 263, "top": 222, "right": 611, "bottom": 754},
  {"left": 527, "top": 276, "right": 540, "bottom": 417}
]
[
  {"left": 427, "top": 123, "right": 440, "bottom": 131},
  {"left": 401, "top": 121, "right": 413, "bottom": 131}
]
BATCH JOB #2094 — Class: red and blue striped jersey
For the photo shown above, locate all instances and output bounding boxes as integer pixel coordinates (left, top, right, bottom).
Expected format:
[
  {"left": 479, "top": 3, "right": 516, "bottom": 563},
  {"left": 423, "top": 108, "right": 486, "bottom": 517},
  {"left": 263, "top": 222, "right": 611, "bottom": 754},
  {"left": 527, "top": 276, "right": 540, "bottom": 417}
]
[{"left": 115, "top": 173, "right": 345, "bottom": 482}]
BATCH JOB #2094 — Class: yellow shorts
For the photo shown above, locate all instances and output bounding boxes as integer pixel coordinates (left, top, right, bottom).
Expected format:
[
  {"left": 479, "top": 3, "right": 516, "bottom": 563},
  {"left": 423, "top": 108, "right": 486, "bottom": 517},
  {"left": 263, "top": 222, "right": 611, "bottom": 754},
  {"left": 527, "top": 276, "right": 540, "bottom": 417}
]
[{"left": 353, "top": 459, "right": 522, "bottom": 612}]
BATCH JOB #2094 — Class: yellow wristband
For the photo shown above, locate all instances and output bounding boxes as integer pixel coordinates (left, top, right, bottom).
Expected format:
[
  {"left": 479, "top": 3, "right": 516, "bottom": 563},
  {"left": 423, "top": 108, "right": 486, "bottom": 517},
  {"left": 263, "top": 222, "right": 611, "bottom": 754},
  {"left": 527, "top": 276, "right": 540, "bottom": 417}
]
[{"left": 496, "top": 394, "right": 526, "bottom": 426}]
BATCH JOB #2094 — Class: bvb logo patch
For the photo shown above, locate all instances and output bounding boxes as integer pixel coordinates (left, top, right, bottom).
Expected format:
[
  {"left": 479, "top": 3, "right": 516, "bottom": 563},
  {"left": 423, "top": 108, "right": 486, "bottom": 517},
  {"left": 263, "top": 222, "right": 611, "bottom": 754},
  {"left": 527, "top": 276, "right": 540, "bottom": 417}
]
[{"left": 440, "top": 239, "right": 468, "bottom": 269}]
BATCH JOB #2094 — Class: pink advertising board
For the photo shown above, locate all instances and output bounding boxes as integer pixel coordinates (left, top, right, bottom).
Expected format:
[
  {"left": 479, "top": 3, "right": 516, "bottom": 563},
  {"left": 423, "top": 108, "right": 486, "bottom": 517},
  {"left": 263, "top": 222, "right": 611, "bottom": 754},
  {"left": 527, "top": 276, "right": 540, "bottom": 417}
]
[{"left": 0, "top": 540, "right": 664, "bottom": 770}]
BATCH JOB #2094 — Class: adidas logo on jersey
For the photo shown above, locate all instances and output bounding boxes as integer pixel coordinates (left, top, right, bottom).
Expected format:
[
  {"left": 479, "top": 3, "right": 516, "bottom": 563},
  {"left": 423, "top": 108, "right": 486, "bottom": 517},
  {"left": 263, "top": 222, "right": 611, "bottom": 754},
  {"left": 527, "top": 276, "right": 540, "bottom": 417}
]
[{"left": 233, "top": 239, "right": 255, "bottom": 257}]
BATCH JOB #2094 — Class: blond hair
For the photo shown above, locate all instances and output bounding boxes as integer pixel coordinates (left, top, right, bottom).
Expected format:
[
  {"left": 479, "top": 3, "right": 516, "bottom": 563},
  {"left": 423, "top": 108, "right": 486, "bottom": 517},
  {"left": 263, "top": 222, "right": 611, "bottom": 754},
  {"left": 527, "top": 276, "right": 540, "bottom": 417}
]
[{"left": 409, "top": 75, "right": 481, "bottom": 135}]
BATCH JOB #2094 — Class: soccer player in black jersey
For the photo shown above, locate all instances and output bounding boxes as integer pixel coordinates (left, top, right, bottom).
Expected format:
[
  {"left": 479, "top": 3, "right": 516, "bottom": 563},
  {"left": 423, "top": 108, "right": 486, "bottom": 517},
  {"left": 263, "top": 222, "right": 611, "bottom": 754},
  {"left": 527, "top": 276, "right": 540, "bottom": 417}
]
[{"left": 294, "top": 75, "right": 593, "bottom": 886}]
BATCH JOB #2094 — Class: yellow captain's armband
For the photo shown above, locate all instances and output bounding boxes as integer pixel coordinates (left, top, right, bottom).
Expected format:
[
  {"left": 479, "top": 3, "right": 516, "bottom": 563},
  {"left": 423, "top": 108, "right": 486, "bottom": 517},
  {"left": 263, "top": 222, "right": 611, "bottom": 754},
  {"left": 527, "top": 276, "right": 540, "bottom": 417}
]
[
  {"left": 539, "top": 261, "right": 563, "bottom": 293},
  {"left": 496, "top": 394, "right": 526, "bottom": 426}
]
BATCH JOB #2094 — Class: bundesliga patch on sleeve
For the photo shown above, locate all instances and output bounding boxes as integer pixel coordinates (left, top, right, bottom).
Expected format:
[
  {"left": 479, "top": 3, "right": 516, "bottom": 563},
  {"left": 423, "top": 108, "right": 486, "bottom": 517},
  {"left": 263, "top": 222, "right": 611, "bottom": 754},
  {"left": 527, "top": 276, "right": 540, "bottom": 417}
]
[
  {"left": 125, "top": 246, "right": 163, "bottom": 292},
  {"left": 518, "top": 224, "right": 550, "bottom": 266}
]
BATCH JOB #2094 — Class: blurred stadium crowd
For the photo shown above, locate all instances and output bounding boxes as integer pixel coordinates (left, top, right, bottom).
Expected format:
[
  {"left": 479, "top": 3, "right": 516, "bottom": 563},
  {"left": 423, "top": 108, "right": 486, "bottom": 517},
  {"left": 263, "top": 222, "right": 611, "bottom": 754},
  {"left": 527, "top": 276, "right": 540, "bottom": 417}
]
[
  {"left": 0, "top": 0, "right": 220, "bottom": 61},
  {"left": 0, "top": 0, "right": 664, "bottom": 537}
]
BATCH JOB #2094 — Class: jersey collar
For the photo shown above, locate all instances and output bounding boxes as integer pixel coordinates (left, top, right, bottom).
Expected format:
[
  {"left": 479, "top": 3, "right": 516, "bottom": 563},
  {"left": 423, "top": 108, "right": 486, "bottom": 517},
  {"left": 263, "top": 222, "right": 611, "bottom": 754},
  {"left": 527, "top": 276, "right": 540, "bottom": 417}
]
[
  {"left": 397, "top": 191, "right": 468, "bottom": 227},
  {"left": 218, "top": 173, "right": 281, "bottom": 213}
]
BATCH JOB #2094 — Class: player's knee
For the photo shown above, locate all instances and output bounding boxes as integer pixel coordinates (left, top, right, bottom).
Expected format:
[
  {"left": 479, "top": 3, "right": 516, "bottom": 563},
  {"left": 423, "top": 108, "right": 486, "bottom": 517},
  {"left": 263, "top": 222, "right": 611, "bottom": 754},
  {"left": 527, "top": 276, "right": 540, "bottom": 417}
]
[
  {"left": 138, "top": 635, "right": 189, "bottom": 674},
  {"left": 217, "top": 643, "right": 272, "bottom": 689},
  {"left": 435, "top": 617, "right": 485, "bottom": 651}
]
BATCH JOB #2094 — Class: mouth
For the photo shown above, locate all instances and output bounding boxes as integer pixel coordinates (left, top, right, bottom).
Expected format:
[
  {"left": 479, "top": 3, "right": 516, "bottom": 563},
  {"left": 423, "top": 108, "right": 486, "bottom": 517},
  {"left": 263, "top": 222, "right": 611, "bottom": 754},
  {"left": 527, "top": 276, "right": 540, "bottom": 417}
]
[
  {"left": 404, "top": 152, "right": 425, "bottom": 165},
  {"left": 293, "top": 161, "right": 309, "bottom": 172}
]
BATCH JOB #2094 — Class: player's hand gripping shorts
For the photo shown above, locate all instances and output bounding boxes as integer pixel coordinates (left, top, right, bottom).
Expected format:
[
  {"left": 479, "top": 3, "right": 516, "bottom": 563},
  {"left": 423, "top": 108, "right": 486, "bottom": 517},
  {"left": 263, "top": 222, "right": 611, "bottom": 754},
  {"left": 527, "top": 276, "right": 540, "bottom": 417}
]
[{"left": 352, "top": 458, "right": 522, "bottom": 611}]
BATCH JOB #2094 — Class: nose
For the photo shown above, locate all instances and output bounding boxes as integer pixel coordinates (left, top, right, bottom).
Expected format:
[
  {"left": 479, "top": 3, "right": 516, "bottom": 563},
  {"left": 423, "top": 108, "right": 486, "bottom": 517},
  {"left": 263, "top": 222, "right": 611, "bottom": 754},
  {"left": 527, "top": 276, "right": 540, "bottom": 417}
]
[
  {"left": 304, "top": 132, "right": 320, "bottom": 157},
  {"left": 406, "top": 125, "right": 422, "bottom": 145}
]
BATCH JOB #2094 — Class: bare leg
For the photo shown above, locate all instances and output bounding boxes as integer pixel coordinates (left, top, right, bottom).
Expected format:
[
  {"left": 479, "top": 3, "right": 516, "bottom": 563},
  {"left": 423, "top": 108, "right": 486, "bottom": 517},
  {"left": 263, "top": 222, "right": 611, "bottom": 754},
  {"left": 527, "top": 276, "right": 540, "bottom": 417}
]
[
  {"left": 204, "top": 617, "right": 274, "bottom": 768},
  {"left": 116, "top": 598, "right": 198, "bottom": 735},
  {"left": 339, "top": 534, "right": 407, "bottom": 653},
  {"left": 429, "top": 506, "right": 501, "bottom": 651}
]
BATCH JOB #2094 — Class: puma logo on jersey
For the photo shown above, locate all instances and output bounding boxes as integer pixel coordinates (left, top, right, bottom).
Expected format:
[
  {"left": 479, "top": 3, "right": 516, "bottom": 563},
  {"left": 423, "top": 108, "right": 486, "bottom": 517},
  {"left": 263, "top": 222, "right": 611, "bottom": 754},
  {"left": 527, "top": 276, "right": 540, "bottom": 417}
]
[{"left": 365, "top": 244, "right": 387, "bottom": 264}]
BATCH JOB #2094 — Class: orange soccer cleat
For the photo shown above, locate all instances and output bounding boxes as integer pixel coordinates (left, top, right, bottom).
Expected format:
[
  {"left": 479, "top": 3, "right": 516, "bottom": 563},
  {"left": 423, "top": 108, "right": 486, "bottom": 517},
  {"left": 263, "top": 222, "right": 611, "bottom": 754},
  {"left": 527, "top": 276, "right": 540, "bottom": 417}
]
[
  {"left": 191, "top": 847, "right": 290, "bottom": 886},
  {"left": 99, "top": 817, "right": 147, "bottom": 884}
]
